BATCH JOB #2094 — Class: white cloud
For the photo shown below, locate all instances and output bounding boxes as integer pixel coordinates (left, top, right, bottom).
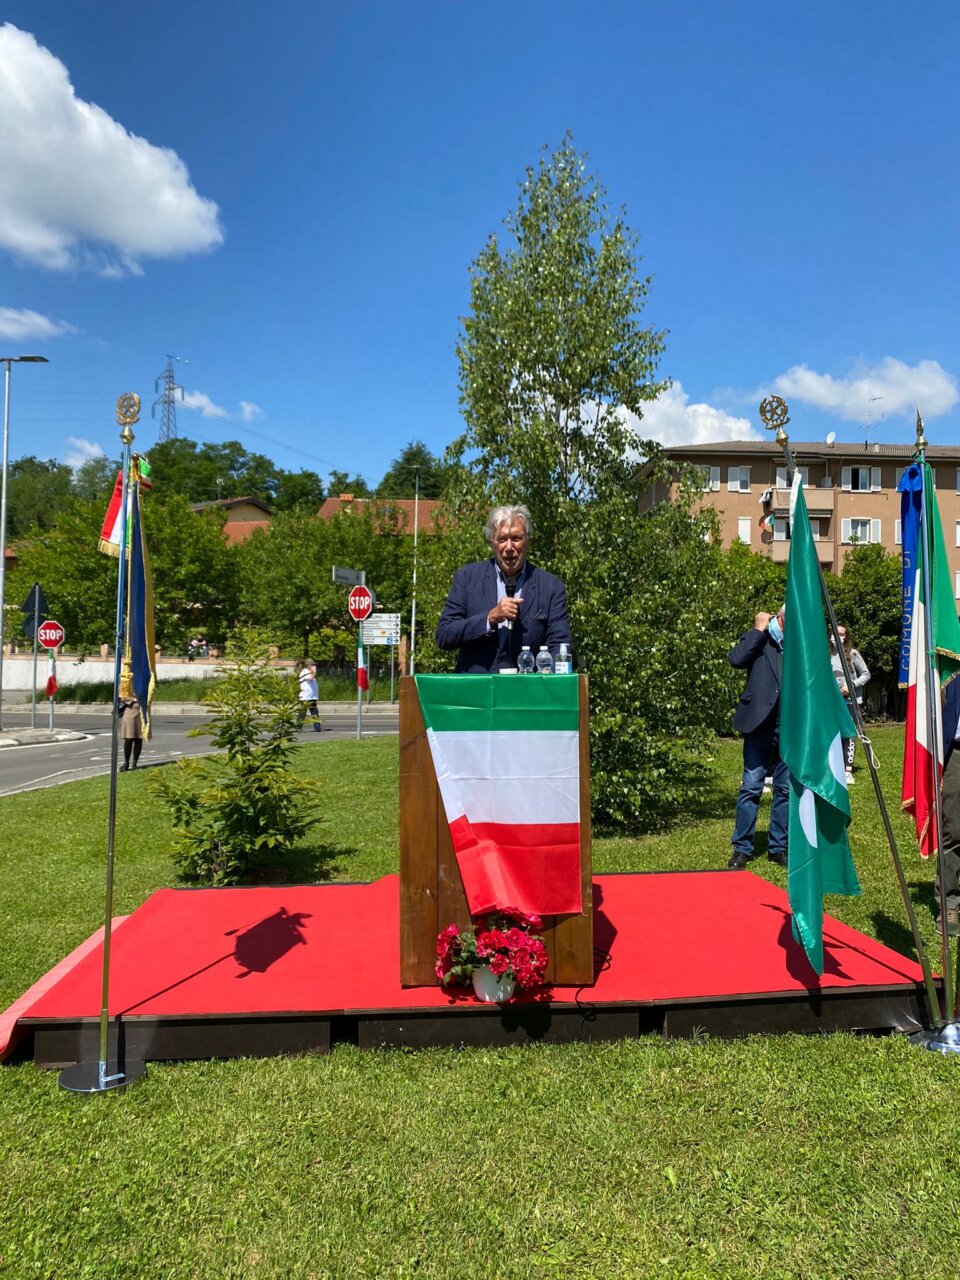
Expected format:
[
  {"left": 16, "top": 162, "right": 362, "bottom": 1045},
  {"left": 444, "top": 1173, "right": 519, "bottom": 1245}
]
[
  {"left": 62, "top": 437, "right": 104, "bottom": 469},
  {"left": 768, "top": 357, "right": 958, "bottom": 422},
  {"left": 625, "top": 381, "right": 759, "bottom": 446},
  {"left": 182, "top": 389, "right": 229, "bottom": 420},
  {"left": 239, "top": 401, "right": 263, "bottom": 422},
  {"left": 0, "top": 306, "right": 74, "bottom": 340},
  {"left": 0, "top": 24, "right": 223, "bottom": 274}
]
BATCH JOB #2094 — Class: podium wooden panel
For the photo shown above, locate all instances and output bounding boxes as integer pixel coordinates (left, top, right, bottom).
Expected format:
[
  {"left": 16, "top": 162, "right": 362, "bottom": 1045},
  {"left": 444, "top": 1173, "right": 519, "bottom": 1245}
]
[{"left": 399, "top": 674, "right": 594, "bottom": 987}]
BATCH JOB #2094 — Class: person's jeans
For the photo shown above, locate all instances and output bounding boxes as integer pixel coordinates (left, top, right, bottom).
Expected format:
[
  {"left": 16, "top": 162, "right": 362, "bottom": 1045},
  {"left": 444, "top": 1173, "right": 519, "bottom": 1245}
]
[{"left": 731, "top": 717, "right": 789, "bottom": 858}]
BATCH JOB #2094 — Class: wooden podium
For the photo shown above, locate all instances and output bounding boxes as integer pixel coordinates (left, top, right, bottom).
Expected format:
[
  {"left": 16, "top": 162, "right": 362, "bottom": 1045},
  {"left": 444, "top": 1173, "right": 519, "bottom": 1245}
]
[{"left": 399, "top": 674, "right": 594, "bottom": 987}]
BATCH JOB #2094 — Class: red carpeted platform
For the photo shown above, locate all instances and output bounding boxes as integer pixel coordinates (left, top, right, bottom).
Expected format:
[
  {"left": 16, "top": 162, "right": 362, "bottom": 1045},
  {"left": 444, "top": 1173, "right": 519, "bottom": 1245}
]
[{"left": 3, "top": 872, "right": 931, "bottom": 1066}]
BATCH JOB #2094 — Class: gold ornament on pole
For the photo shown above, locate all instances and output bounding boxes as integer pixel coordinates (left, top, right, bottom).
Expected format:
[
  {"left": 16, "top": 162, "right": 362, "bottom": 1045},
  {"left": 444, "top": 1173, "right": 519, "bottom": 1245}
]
[
  {"left": 116, "top": 392, "right": 140, "bottom": 445},
  {"left": 759, "top": 395, "right": 791, "bottom": 445}
]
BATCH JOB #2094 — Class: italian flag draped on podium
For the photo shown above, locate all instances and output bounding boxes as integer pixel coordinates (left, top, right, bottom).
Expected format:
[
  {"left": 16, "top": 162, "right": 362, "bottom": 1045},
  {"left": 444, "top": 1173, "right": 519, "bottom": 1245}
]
[
  {"left": 415, "top": 675, "right": 582, "bottom": 917},
  {"left": 780, "top": 477, "right": 860, "bottom": 975}
]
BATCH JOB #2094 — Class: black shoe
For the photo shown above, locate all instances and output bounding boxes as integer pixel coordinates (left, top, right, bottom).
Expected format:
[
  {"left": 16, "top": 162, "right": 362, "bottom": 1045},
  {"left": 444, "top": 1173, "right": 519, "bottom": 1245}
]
[
  {"left": 119, "top": 764, "right": 129, "bottom": 772},
  {"left": 728, "top": 852, "right": 750, "bottom": 869},
  {"left": 767, "top": 850, "right": 788, "bottom": 868}
]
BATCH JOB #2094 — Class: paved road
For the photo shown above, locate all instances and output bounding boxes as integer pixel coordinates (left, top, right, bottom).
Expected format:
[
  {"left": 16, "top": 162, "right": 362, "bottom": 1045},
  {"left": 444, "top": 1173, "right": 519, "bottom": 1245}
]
[{"left": 0, "top": 703, "right": 399, "bottom": 798}]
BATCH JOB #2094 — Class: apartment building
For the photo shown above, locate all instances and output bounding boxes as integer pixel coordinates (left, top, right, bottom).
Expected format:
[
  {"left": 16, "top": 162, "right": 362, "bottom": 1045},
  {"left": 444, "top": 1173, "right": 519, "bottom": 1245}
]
[{"left": 641, "top": 439, "right": 960, "bottom": 589}]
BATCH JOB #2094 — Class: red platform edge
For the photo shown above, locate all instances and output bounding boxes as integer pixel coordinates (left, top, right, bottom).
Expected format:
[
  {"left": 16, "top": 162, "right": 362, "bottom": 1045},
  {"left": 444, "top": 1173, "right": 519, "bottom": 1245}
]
[{"left": 1, "top": 872, "right": 927, "bottom": 1062}]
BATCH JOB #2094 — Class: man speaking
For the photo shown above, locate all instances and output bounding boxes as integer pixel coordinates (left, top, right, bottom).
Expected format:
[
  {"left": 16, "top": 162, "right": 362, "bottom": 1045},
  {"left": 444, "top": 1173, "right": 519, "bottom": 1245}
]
[{"left": 436, "top": 504, "right": 573, "bottom": 673}]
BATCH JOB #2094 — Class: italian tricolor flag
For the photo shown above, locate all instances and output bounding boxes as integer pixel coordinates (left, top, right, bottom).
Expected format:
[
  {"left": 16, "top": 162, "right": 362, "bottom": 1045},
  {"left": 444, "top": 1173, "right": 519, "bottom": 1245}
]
[
  {"left": 415, "top": 674, "right": 582, "bottom": 917},
  {"left": 902, "top": 461, "right": 960, "bottom": 858}
]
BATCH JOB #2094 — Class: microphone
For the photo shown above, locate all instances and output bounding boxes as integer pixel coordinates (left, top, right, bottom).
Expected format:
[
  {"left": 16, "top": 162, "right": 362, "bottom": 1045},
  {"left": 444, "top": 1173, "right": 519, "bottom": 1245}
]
[{"left": 504, "top": 576, "right": 518, "bottom": 630}]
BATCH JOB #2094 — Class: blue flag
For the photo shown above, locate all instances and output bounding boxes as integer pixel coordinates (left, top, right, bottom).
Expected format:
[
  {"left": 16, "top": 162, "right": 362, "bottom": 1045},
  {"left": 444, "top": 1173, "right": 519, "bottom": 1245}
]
[{"left": 127, "top": 477, "right": 156, "bottom": 739}]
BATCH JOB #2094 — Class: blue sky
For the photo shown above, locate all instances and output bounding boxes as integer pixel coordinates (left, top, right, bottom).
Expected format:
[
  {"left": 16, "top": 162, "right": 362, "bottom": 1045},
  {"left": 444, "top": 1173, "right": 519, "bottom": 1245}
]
[{"left": 1, "top": 2, "right": 958, "bottom": 488}]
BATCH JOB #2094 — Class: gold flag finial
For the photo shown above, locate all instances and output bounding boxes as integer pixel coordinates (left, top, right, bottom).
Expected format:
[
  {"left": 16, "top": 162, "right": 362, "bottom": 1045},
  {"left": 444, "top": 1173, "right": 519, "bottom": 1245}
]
[
  {"left": 916, "top": 405, "right": 927, "bottom": 451},
  {"left": 759, "top": 395, "right": 790, "bottom": 446},
  {"left": 116, "top": 392, "right": 140, "bottom": 444}
]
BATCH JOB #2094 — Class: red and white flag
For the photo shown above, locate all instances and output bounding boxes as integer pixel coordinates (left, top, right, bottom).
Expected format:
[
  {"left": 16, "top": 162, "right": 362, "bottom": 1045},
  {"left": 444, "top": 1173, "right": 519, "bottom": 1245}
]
[
  {"left": 98, "top": 471, "right": 125, "bottom": 556},
  {"left": 901, "top": 461, "right": 960, "bottom": 858},
  {"left": 357, "top": 631, "right": 369, "bottom": 691}
]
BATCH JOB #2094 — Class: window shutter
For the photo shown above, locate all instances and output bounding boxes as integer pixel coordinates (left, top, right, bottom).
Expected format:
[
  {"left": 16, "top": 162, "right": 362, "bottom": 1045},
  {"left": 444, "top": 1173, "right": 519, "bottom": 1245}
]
[
  {"left": 871, "top": 519, "right": 881, "bottom": 544},
  {"left": 956, "top": 468, "right": 960, "bottom": 495},
  {"left": 842, "top": 518, "right": 851, "bottom": 543},
  {"left": 841, "top": 466, "right": 851, "bottom": 491},
  {"left": 710, "top": 466, "right": 720, "bottom": 491},
  {"left": 727, "top": 466, "right": 738, "bottom": 492},
  {"left": 871, "top": 467, "right": 881, "bottom": 491},
  {"left": 956, "top": 572, "right": 960, "bottom": 601},
  {"left": 741, "top": 466, "right": 751, "bottom": 491},
  {"left": 956, "top": 520, "right": 960, "bottom": 549},
  {"left": 776, "top": 466, "right": 787, "bottom": 489},
  {"left": 896, "top": 519, "right": 902, "bottom": 546}
]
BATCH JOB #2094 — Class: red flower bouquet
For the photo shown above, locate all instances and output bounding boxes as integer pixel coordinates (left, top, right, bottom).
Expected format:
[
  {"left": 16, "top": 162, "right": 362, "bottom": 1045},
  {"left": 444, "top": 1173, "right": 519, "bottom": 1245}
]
[{"left": 435, "top": 910, "right": 549, "bottom": 994}]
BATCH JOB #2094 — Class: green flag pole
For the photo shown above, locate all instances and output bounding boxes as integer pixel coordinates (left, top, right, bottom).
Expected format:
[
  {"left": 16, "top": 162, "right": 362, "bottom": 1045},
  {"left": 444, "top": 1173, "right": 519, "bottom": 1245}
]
[{"left": 758, "top": 396, "right": 942, "bottom": 1032}]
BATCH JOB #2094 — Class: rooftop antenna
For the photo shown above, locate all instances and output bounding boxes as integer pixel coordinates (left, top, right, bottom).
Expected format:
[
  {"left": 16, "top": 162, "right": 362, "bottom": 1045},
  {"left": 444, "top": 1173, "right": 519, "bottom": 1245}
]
[
  {"left": 152, "top": 355, "right": 186, "bottom": 443},
  {"left": 862, "top": 395, "right": 884, "bottom": 450}
]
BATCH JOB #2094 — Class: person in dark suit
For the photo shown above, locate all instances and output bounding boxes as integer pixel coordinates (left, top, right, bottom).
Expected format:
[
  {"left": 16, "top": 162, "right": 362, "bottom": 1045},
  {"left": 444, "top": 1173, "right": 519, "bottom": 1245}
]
[
  {"left": 728, "top": 606, "right": 788, "bottom": 869},
  {"left": 436, "top": 504, "right": 573, "bottom": 673}
]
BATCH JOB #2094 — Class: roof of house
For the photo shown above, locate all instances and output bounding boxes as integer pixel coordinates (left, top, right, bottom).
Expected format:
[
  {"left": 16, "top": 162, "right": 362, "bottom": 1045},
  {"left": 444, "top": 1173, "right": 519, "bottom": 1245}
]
[
  {"left": 317, "top": 495, "right": 441, "bottom": 532},
  {"left": 658, "top": 439, "right": 960, "bottom": 460},
  {"left": 220, "top": 520, "right": 271, "bottom": 544}
]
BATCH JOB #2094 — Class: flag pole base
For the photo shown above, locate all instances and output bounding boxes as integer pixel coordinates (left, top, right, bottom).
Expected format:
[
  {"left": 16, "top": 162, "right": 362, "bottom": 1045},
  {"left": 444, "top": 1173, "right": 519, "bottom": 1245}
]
[
  {"left": 911, "top": 1022, "right": 960, "bottom": 1056},
  {"left": 59, "top": 1058, "right": 147, "bottom": 1094}
]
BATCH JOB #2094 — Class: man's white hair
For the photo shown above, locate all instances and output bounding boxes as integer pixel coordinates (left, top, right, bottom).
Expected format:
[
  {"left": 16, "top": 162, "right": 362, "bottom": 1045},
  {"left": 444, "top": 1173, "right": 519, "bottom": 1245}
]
[{"left": 485, "top": 504, "right": 532, "bottom": 545}]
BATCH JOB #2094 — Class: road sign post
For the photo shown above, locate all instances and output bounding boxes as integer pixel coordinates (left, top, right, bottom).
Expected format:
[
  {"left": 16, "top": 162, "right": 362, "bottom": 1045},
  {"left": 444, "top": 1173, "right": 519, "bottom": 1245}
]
[
  {"left": 345, "top": 585, "right": 374, "bottom": 738},
  {"left": 37, "top": 620, "right": 64, "bottom": 731}
]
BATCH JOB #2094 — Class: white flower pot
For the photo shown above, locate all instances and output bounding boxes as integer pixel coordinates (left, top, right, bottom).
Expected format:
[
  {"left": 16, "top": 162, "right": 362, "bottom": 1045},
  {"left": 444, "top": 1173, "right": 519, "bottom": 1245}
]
[{"left": 471, "top": 968, "right": 517, "bottom": 1003}]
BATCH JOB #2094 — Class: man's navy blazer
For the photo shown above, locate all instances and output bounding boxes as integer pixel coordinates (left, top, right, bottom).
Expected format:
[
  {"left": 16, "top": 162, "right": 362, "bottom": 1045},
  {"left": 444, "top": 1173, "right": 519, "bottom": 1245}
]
[
  {"left": 436, "top": 558, "right": 573, "bottom": 673},
  {"left": 729, "top": 627, "right": 782, "bottom": 735}
]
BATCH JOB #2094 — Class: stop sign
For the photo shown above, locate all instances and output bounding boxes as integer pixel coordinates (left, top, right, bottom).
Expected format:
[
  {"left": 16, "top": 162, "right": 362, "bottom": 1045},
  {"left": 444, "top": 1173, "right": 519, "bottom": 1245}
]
[
  {"left": 347, "top": 585, "right": 374, "bottom": 621},
  {"left": 38, "top": 619, "right": 65, "bottom": 650}
]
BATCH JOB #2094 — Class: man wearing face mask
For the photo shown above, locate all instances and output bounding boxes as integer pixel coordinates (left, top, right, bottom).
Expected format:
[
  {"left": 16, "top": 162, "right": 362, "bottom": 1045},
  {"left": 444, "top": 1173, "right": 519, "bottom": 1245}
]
[{"left": 727, "top": 606, "right": 789, "bottom": 869}]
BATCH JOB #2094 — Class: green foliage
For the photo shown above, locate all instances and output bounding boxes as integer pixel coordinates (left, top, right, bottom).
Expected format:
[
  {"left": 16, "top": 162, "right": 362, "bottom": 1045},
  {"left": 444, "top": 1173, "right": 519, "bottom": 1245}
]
[
  {"left": 6, "top": 456, "right": 73, "bottom": 536},
  {"left": 328, "top": 468, "right": 371, "bottom": 497},
  {"left": 453, "top": 132, "right": 667, "bottom": 552},
  {"left": 5, "top": 493, "right": 241, "bottom": 652},
  {"left": 150, "top": 634, "right": 321, "bottom": 884},
  {"left": 826, "top": 544, "right": 903, "bottom": 712},
  {"left": 145, "top": 437, "right": 324, "bottom": 510},
  {"left": 238, "top": 506, "right": 413, "bottom": 653},
  {"left": 376, "top": 439, "right": 446, "bottom": 498}
]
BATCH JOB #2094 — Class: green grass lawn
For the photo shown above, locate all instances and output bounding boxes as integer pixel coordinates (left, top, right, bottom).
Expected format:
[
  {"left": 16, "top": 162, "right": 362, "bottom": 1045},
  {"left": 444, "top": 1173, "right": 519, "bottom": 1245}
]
[{"left": 2, "top": 727, "right": 959, "bottom": 1279}]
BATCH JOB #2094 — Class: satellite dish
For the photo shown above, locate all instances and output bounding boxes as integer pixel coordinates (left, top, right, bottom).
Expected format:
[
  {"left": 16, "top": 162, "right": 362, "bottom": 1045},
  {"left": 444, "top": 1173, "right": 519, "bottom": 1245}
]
[{"left": 825, "top": 431, "right": 836, "bottom": 445}]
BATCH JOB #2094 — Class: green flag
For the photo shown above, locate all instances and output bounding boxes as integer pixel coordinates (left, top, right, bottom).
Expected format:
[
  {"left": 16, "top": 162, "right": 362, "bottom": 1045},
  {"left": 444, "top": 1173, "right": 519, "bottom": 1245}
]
[{"left": 780, "top": 480, "right": 860, "bottom": 974}]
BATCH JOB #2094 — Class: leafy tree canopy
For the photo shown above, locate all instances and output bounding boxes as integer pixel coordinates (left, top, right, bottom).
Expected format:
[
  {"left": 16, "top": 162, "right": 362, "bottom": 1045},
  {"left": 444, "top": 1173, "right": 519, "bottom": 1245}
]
[
  {"left": 328, "top": 469, "right": 371, "bottom": 498},
  {"left": 144, "top": 438, "right": 324, "bottom": 511},
  {"left": 377, "top": 440, "right": 446, "bottom": 499},
  {"left": 6, "top": 457, "right": 73, "bottom": 536}
]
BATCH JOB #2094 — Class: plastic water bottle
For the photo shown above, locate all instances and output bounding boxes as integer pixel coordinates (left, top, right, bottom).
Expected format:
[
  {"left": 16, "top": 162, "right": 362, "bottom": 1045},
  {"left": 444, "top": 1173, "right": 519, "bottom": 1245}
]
[
  {"left": 517, "top": 646, "right": 535, "bottom": 674},
  {"left": 535, "top": 646, "right": 554, "bottom": 674},
  {"left": 555, "top": 643, "right": 571, "bottom": 675}
]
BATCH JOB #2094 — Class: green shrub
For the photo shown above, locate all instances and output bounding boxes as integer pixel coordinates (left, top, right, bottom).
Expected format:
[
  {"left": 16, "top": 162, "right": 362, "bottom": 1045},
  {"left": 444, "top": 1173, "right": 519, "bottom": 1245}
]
[{"left": 151, "top": 633, "right": 321, "bottom": 884}]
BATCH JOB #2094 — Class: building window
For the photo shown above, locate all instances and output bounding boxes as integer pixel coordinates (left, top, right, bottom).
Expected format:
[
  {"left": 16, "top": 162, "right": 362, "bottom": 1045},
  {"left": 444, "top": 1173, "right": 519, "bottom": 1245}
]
[
  {"left": 956, "top": 468, "right": 960, "bottom": 495},
  {"left": 773, "top": 518, "right": 790, "bottom": 542},
  {"left": 809, "top": 517, "right": 821, "bottom": 541},
  {"left": 842, "top": 517, "right": 881, "bottom": 545},
  {"left": 956, "top": 572, "right": 960, "bottom": 601},
  {"left": 775, "top": 466, "right": 809, "bottom": 489},
  {"left": 737, "top": 517, "right": 752, "bottom": 544},
  {"left": 727, "top": 466, "right": 751, "bottom": 493},
  {"left": 841, "top": 465, "right": 881, "bottom": 492},
  {"left": 896, "top": 519, "right": 902, "bottom": 546},
  {"left": 956, "top": 521, "right": 960, "bottom": 549},
  {"left": 698, "top": 465, "right": 720, "bottom": 492}
]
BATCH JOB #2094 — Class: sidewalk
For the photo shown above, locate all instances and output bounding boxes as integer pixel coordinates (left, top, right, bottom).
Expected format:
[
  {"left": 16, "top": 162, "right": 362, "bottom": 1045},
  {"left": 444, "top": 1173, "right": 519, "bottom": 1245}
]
[{"left": 0, "top": 727, "right": 87, "bottom": 748}]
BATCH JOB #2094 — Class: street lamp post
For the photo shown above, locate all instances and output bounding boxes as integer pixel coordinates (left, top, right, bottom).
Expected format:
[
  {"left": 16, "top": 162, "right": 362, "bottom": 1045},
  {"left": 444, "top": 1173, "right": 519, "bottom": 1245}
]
[{"left": 0, "top": 355, "right": 48, "bottom": 729}]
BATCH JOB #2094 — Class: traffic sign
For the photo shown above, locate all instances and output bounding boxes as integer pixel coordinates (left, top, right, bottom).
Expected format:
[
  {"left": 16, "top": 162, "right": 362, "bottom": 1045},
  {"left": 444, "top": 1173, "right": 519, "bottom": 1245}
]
[
  {"left": 38, "top": 619, "right": 65, "bottom": 650},
  {"left": 347, "top": 585, "right": 374, "bottom": 621},
  {"left": 332, "top": 565, "right": 365, "bottom": 586},
  {"left": 20, "top": 582, "right": 48, "bottom": 616},
  {"left": 362, "top": 613, "right": 401, "bottom": 645}
]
